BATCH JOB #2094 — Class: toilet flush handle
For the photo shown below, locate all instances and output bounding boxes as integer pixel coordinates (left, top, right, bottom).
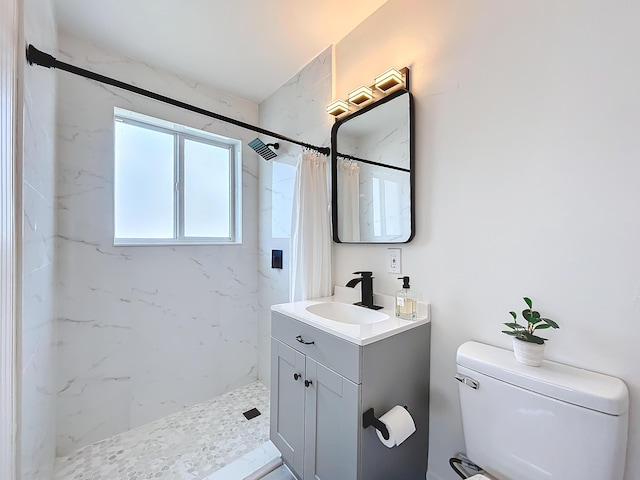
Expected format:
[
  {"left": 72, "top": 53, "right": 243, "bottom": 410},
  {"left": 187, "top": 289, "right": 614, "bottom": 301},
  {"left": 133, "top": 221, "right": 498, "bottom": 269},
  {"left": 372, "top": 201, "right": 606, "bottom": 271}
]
[{"left": 454, "top": 374, "right": 479, "bottom": 390}]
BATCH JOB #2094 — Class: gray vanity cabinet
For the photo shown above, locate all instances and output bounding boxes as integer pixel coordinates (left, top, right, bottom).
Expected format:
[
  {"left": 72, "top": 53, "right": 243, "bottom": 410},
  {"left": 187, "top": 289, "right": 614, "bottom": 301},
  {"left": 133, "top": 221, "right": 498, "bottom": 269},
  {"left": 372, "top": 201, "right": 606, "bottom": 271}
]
[
  {"left": 270, "top": 310, "right": 431, "bottom": 480},
  {"left": 271, "top": 337, "right": 359, "bottom": 480}
]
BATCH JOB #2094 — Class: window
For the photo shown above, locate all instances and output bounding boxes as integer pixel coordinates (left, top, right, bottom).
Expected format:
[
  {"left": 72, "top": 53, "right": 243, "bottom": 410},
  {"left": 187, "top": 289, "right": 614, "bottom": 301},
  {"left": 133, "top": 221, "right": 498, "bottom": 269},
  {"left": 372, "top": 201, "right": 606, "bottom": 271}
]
[{"left": 114, "top": 108, "right": 241, "bottom": 245}]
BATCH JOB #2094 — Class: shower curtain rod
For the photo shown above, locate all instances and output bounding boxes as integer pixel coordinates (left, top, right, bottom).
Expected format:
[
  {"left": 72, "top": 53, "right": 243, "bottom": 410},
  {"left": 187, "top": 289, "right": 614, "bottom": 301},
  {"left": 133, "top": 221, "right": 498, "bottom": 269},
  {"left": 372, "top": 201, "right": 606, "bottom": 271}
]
[
  {"left": 26, "top": 45, "right": 331, "bottom": 156},
  {"left": 336, "top": 152, "right": 410, "bottom": 173}
]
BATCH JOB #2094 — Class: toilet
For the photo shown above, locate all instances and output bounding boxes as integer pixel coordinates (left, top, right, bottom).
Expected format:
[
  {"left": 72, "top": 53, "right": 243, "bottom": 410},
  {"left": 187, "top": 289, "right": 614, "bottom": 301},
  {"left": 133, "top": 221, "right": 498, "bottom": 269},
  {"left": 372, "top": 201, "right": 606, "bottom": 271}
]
[{"left": 455, "top": 341, "right": 629, "bottom": 480}]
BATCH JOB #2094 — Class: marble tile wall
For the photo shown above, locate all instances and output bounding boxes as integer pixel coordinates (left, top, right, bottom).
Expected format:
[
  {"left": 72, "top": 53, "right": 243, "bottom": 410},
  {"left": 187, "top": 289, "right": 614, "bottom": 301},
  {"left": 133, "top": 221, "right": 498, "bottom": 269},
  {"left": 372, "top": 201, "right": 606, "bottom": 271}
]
[
  {"left": 257, "top": 47, "right": 333, "bottom": 386},
  {"left": 21, "top": 0, "right": 58, "bottom": 478},
  {"left": 55, "top": 30, "right": 260, "bottom": 455}
]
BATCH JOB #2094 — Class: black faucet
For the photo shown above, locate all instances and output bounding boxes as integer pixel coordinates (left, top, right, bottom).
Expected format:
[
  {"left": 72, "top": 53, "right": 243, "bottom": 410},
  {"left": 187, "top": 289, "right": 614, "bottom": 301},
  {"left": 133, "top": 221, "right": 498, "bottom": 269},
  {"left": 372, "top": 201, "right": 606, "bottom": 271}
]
[{"left": 345, "top": 271, "right": 383, "bottom": 310}]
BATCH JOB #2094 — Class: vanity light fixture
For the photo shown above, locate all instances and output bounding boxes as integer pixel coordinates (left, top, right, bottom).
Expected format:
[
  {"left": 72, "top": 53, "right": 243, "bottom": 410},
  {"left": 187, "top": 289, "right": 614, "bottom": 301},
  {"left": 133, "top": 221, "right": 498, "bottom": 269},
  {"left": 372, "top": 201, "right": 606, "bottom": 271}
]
[
  {"left": 348, "top": 85, "right": 374, "bottom": 106},
  {"left": 374, "top": 67, "right": 405, "bottom": 92},
  {"left": 327, "top": 66, "right": 408, "bottom": 118},
  {"left": 327, "top": 99, "right": 350, "bottom": 117}
]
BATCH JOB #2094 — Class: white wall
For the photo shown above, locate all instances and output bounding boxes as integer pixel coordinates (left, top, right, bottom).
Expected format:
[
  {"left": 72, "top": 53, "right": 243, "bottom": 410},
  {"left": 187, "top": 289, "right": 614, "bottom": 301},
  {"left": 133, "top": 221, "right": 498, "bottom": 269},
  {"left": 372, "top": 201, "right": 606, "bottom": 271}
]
[
  {"left": 333, "top": 1, "right": 640, "bottom": 479},
  {"left": 55, "top": 31, "right": 260, "bottom": 455},
  {"left": 21, "top": 0, "right": 58, "bottom": 477},
  {"left": 257, "top": 47, "right": 332, "bottom": 386}
]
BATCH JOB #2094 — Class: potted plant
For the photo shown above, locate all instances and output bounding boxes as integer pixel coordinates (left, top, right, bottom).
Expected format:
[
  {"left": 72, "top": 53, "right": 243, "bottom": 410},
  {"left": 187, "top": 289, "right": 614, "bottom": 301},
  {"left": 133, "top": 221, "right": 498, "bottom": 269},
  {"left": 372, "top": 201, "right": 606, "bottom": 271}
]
[{"left": 501, "top": 297, "right": 559, "bottom": 366}]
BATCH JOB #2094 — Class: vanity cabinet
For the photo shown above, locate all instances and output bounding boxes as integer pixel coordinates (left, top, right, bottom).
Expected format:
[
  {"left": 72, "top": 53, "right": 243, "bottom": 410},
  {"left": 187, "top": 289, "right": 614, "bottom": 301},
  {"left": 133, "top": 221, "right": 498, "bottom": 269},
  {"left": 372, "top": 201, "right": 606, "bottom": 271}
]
[
  {"left": 271, "top": 339, "right": 359, "bottom": 479},
  {"left": 270, "top": 310, "right": 431, "bottom": 480}
]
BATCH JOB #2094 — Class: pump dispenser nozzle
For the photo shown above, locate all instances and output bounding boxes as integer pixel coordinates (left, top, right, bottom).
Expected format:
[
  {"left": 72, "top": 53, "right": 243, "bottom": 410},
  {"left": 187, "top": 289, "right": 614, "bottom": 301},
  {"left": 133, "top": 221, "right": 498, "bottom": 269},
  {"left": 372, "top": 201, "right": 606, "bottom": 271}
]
[{"left": 398, "top": 276, "right": 411, "bottom": 289}]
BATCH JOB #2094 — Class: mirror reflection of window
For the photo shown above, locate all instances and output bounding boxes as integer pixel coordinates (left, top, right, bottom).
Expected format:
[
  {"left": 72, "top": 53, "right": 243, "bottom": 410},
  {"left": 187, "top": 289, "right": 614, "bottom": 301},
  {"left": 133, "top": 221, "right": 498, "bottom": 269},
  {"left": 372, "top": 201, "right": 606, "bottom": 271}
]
[{"left": 372, "top": 177, "right": 402, "bottom": 240}]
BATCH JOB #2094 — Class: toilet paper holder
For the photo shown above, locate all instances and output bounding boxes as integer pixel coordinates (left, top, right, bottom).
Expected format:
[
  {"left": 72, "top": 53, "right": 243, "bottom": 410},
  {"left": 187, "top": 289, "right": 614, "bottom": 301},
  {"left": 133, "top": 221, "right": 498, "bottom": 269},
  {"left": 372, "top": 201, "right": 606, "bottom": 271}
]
[{"left": 362, "top": 406, "right": 409, "bottom": 440}]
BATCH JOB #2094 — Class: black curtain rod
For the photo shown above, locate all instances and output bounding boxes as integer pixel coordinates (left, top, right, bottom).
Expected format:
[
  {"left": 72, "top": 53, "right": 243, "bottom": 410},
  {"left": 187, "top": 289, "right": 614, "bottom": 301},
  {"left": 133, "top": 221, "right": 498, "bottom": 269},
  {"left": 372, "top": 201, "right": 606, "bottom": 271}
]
[
  {"left": 26, "top": 45, "right": 330, "bottom": 156},
  {"left": 336, "top": 152, "right": 410, "bottom": 173}
]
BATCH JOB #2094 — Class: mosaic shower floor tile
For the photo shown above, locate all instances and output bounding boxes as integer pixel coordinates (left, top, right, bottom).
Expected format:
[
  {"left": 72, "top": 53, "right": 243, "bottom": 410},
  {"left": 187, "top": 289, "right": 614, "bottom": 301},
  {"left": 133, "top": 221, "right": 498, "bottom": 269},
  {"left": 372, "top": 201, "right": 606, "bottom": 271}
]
[{"left": 54, "top": 381, "right": 273, "bottom": 480}]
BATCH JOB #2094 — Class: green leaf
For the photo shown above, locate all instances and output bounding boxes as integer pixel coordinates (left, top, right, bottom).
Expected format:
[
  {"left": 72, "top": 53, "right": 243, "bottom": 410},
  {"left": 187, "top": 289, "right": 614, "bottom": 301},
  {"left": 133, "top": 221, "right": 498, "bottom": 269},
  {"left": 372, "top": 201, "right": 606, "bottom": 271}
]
[
  {"left": 501, "top": 330, "right": 519, "bottom": 336},
  {"left": 535, "top": 323, "right": 551, "bottom": 329},
  {"left": 523, "top": 297, "right": 533, "bottom": 309},
  {"left": 542, "top": 318, "right": 559, "bottom": 329},
  {"left": 523, "top": 332, "right": 546, "bottom": 344},
  {"left": 503, "top": 322, "right": 522, "bottom": 329},
  {"left": 522, "top": 309, "right": 542, "bottom": 324},
  {"left": 509, "top": 311, "right": 517, "bottom": 320}
]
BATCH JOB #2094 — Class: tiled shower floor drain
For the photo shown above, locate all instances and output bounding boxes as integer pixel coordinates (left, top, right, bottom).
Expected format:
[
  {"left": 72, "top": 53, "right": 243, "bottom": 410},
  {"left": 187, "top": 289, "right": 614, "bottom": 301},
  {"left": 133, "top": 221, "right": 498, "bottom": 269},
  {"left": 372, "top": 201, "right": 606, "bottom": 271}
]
[{"left": 54, "top": 381, "right": 272, "bottom": 480}]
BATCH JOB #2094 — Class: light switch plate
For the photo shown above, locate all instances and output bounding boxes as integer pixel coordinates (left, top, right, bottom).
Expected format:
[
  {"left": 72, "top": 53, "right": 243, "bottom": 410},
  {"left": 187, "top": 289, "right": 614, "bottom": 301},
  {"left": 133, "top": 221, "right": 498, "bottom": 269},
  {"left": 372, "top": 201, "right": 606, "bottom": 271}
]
[{"left": 387, "top": 248, "right": 402, "bottom": 274}]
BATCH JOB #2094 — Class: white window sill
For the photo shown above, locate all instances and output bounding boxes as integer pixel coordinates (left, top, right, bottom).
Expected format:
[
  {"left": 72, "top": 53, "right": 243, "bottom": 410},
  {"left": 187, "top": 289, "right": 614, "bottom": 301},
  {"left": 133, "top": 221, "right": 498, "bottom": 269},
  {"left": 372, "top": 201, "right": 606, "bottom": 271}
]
[{"left": 114, "top": 240, "right": 242, "bottom": 247}]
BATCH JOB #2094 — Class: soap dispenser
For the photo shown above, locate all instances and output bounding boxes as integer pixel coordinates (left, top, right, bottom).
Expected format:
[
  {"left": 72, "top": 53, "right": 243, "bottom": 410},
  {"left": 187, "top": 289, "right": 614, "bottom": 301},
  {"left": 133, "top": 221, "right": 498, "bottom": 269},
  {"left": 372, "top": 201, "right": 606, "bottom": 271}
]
[{"left": 395, "top": 276, "right": 417, "bottom": 320}]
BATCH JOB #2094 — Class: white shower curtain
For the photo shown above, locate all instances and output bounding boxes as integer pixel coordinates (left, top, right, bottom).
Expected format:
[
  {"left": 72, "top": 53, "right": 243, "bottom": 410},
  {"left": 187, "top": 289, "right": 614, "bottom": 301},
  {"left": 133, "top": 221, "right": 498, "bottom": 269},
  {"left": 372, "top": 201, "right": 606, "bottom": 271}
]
[
  {"left": 290, "top": 150, "right": 332, "bottom": 301},
  {"left": 338, "top": 159, "right": 360, "bottom": 242}
]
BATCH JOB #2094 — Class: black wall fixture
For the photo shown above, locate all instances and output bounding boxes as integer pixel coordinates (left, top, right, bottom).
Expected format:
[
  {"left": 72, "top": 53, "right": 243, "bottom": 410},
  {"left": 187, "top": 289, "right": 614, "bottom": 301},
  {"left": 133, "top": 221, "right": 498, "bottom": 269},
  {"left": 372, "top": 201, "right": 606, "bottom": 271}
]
[
  {"left": 26, "top": 45, "right": 330, "bottom": 157},
  {"left": 271, "top": 250, "right": 283, "bottom": 269}
]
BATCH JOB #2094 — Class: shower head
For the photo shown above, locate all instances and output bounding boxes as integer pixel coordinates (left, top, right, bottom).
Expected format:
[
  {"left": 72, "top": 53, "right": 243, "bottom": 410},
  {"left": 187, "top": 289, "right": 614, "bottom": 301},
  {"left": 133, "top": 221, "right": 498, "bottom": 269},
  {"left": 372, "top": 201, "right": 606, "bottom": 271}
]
[{"left": 248, "top": 138, "right": 279, "bottom": 160}]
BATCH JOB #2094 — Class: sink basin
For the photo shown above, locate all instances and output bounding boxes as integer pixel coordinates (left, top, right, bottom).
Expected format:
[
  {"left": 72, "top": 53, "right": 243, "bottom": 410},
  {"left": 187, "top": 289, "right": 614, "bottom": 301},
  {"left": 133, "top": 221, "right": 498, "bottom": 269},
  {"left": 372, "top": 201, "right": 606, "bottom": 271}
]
[{"left": 305, "top": 302, "right": 390, "bottom": 325}]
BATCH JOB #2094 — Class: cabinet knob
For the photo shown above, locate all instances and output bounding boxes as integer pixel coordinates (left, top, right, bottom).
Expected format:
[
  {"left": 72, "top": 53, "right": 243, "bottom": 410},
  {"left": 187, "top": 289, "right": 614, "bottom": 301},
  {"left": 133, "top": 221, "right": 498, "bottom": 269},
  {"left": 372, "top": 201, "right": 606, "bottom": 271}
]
[
  {"left": 293, "top": 373, "right": 301, "bottom": 381},
  {"left": 296, "top": 335, "right": 315, "bottom": 345},
  {"left": 305, "top": 379, "right": 313, "bottom": 388}
]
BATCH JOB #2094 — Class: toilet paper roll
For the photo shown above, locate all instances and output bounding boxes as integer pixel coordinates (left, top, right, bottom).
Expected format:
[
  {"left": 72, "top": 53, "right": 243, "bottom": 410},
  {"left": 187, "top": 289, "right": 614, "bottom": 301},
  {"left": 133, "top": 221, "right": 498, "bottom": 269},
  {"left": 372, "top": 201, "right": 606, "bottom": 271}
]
[{"left": 376, "top": 405, "right": 416, "bottom": 448}]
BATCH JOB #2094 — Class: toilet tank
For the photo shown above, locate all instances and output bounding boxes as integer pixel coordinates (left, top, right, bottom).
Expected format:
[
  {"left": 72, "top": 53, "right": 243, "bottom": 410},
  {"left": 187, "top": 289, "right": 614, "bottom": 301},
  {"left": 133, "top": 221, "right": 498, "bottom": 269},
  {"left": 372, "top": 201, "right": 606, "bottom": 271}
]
[{"left": 456, "top": 341, "right": 628, "bottom": 480}]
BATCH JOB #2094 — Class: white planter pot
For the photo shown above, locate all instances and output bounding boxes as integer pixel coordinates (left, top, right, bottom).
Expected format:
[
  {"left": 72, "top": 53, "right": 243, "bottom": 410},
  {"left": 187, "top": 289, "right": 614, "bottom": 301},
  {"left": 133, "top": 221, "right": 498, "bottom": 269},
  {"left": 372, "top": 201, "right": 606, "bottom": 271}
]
[{"left": 512, "top": 338, "right": 545, "bottom": 366}]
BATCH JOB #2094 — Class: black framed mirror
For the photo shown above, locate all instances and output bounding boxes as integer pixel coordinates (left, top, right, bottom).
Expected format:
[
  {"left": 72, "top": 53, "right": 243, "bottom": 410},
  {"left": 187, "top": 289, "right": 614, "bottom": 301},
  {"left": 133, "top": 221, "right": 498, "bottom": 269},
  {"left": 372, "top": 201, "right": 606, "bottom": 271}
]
[{"left": 331, "top": 88, "right": 414, "bottom": 243}]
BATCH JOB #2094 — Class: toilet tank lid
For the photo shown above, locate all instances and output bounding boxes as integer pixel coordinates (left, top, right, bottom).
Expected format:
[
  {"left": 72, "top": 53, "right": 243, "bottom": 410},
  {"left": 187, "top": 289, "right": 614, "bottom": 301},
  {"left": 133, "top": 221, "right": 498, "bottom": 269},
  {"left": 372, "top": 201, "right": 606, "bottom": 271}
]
[{"left": 457, "top": 341, "right": 629, "bottom": 415}]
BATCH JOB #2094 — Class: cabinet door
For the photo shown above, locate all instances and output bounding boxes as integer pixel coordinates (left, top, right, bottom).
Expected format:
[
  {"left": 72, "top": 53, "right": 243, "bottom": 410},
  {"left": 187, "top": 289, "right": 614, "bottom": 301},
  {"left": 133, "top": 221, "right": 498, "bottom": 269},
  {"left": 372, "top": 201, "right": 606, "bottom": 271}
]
[
  {"left": 270, "top": 338, "right": 306, "bottom": 475},
  {"left": 304, "top": 359, "right": 360, "bottom": 480}
]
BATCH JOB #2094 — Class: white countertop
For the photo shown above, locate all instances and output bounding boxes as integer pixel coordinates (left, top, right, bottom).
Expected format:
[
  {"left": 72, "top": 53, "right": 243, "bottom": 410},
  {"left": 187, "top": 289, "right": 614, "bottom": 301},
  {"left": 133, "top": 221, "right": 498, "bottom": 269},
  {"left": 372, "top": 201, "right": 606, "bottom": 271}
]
[{"left": 271, "top": 287, "right": 430, "bottom": 346}]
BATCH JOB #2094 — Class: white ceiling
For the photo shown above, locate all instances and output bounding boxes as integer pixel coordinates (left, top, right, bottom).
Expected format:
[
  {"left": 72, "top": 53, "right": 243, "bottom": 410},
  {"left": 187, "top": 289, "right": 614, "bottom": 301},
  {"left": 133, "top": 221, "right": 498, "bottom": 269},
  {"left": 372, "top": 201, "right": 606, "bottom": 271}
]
[{"left": 53, "top": 0, "right": 388, "bottom": 103}]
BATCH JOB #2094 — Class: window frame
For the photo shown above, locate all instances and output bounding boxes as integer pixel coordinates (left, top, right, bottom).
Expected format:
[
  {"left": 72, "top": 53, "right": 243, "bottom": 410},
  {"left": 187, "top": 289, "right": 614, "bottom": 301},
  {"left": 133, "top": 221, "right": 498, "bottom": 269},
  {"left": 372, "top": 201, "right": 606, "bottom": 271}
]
[{"left": 113, "top": 108, "right": 242, "bottom": 246}]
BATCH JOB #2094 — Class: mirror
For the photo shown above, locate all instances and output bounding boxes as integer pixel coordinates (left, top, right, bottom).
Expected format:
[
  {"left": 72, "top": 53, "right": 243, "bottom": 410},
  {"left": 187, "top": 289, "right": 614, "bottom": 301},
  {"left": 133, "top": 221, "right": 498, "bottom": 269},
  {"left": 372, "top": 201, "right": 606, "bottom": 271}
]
[{"left": 331, "top": 89, "right": 414, "bottom": 243}]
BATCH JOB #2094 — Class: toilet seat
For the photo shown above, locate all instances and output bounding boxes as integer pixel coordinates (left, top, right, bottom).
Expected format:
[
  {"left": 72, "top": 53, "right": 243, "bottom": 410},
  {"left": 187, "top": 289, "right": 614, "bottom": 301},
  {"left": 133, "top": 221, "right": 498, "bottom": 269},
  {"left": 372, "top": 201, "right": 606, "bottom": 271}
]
[{"left": 467, "top": 474, "right": 494, "bottom": 480}]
